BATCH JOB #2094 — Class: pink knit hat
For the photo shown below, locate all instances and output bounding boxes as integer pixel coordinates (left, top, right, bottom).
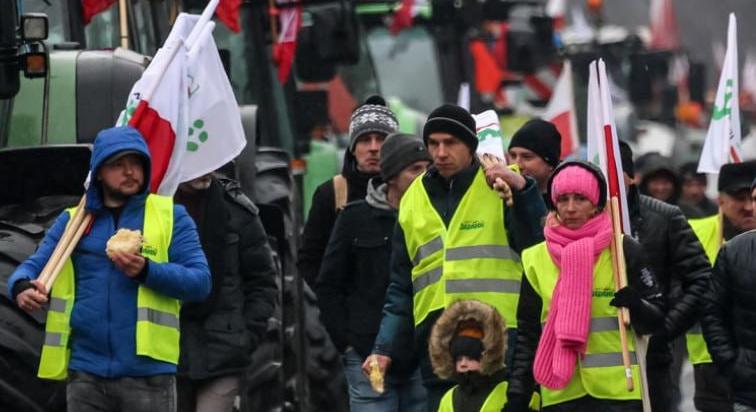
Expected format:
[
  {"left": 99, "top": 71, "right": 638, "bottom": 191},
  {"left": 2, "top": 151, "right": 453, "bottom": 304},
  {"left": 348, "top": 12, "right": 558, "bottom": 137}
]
[{"left": 550, "top": 165, "right": 600, "bottom": 206}]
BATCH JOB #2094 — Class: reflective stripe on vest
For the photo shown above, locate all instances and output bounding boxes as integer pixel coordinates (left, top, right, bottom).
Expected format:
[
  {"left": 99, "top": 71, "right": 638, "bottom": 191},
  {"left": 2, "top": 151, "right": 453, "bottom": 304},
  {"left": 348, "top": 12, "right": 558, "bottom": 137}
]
[
  {"left": 38, "top": 194, "right": 178, "bottom": 380},
  {"left": 398, "top": 168, "right": 523, "bottom": 327},
  {"left": 685, "top": 215, "right": 719, "bottom": 365},
  {"left": 522, "top": 241, "right": 642, "bottom": 407},
  {"left": 438, "top": 380, "right": 509, "bottom": 412}
]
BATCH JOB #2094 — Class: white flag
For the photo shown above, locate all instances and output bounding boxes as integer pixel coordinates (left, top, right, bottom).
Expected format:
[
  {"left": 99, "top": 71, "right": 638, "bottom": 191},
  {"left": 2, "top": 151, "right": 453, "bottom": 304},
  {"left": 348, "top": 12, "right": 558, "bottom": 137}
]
[
  {"left": 474, "top": 110, "right": 506, "bottom": 160},
  {"left": 179, "top": 21, "right": 246, "bottom": 183},
  {"left": 698, "top": 13, "right": 741, "bottom": 174}
]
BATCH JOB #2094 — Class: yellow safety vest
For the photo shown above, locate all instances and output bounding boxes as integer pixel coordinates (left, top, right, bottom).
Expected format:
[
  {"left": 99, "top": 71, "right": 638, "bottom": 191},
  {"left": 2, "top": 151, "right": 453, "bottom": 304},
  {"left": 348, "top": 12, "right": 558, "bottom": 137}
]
[
  {"left": 685, "top": 215, "right": 720, "bottom": 365},
  {"left": 398, "top": 168, "right": 523, "bottom": 327},
  {"left": 38, "top": 194, "right": 180, "bottom": 380},
  {"left": 522, "top": 241, "right": 642, "bottom": 407},
  {"left": 438, "top": 381, "right": 509, "bottom": 412}
]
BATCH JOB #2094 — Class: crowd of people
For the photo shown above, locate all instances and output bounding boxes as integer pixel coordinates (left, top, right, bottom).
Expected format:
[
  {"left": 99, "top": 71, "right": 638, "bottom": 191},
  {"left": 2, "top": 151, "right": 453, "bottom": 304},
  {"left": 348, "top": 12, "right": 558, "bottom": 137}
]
[{"left": 6, "top": 96, "right": 756, "bottom": 412}]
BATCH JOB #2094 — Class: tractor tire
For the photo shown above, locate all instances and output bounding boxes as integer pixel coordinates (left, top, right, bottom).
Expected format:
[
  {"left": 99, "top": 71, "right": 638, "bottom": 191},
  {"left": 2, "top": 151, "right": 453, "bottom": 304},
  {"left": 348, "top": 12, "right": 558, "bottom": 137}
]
[{"left": 0, "top": 196, "right": 76, "bottom": 412}]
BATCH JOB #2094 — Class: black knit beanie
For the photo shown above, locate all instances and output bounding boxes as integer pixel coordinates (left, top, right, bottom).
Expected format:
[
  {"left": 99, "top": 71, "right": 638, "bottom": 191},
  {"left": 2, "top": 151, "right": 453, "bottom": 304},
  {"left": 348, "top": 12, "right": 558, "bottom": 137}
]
[
  {"left": 380, "top": 133, "right": 432, "bottom": 181},
  {"left": 618, "top": 140, "right": 635, "bottom": 178},
  {"left": 508, "top": 119, "right": 561, "bottom": 168},
  {"left": 349, "top": 95, "right": 399, "bottom": 152},
  {"left": 423, "top": 104, "right": 478, "bottom": 152}
]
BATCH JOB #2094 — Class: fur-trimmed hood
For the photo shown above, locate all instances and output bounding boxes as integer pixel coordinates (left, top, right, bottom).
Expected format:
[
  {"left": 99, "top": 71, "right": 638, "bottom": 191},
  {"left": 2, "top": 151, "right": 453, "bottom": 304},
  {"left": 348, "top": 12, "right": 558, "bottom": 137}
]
[{"left": 429, "top": 300, "right": 507, "bottom": 379}]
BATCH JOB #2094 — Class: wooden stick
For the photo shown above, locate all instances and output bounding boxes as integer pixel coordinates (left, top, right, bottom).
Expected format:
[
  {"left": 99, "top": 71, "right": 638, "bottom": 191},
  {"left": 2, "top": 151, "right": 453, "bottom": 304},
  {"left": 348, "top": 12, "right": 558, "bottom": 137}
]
[
  {"left": 44, "top": 213, "right": 93, "bottom": 291},
  {"left": 119, "top": 0, "right": 129, "bottom": 49},
  {"left": 609, "top": 196, "right": 634, "bottom": 391},
  {"left": 38, "top": 196, "right": 87, "bottom": 286}
]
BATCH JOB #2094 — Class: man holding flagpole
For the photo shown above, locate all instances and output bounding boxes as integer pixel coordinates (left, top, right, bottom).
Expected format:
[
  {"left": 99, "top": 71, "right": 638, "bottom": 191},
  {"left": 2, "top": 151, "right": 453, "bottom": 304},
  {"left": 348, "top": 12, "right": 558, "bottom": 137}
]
[{"left": 9, "top": 127, "right": 211, "bottom": 412}]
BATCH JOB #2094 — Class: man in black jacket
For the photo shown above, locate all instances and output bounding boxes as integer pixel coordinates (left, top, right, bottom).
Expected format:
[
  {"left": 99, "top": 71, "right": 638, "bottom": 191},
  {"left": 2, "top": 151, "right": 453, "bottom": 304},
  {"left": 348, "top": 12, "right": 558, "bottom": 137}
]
[
  {"left": 701, "top": 177, "right": 756, "bottom": 412},
  {"left": 619, "top": 142, "right": 711, "bottom": 412},
  {"left": 298, "top": 96, "right": 399, "bottom": 286},
  {"left": 690, "top": 161, "right": 756, "bottom": 412},
  {"left": 317, "top": 133, "right": 432, "bottom": 411},
  {"left": 174, "top": 174, "right": 277, "bottom": 412}
]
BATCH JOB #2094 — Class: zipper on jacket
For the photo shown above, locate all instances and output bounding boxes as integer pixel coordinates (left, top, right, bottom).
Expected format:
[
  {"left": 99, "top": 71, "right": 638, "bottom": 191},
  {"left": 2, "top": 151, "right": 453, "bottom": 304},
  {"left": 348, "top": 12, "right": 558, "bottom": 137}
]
[{"left": 107, "top": 212, "right": 115, "bottom": 376}]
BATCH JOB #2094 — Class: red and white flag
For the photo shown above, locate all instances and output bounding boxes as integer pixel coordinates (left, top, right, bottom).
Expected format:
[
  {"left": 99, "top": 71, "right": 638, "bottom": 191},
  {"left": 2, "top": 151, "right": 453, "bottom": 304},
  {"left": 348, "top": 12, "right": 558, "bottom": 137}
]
[
  {"left": 117, "top": 14, "right": 196, "bottom": 195},
  {"left": 541, "top": 61, "right": 578, "bottom": 158},
  {"left": 586, "top": 59, "right": 631, "bottom": 233},
  {"left": 390, "top": 0, "right": 426, "bottom": 35},
  {"left": 81, "top": 0, "right": 117, "bottom": 25},
  {"left": 649, "top": 0, "right": 680, "bottom": 50},
  {"left": 216, "top": 0, "right": 241, "bottom": 33},
  {"left": 273, "top": 2, "right": 302, "bottom": 83},
  {"left": 698, "top": 13, "right": 741, "bottom": 173}
]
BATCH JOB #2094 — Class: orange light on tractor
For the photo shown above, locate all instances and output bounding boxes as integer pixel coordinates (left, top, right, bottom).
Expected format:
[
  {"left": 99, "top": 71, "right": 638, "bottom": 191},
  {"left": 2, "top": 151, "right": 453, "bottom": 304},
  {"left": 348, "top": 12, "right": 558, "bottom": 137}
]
[
  {"left": 586, "top": 0, "right": 603, "bottom": 12},
  {"left": 290, "top": 158, "right": 307, "bottom": 174},
  {"left": 22, "top": 52, "right": 47, "bottom": 78}
]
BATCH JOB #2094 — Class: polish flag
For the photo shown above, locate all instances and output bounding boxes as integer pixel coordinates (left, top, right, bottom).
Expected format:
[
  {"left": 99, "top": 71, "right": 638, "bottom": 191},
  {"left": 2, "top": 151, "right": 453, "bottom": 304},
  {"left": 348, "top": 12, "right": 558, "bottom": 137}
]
[
  {"left": 649, "top": 0, "right": 680, "bottom": 50},
  {"left": 216, "top": 0, "right": 241, "bottom": 33},
  {"left": 390, "top": 0, "right": 428, "bottom": 34},
  {"left": 541, "top": 61, "right": 578, "bottom": 159},
  {"left": 273, "top": 2, "right": 302, "bottom": 83},
  {"left": 81, "top": 0, "right": 117, "bottom": 25},
  {"left": 586, "top": 59, "right": 631, "bottom": 233},
  {"left": 117, "top": 14, "right": 197, "bottom": 195}
]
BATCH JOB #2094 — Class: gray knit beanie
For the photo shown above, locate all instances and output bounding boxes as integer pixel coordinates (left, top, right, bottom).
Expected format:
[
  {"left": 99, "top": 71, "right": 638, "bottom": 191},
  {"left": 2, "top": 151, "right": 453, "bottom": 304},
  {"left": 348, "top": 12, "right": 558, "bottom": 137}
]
[
  {"left": 349, "top": 95, "right": 399, "bottom": 152},
  {"left": 380, "top": 133, "right": 432, "bottom": 181}
]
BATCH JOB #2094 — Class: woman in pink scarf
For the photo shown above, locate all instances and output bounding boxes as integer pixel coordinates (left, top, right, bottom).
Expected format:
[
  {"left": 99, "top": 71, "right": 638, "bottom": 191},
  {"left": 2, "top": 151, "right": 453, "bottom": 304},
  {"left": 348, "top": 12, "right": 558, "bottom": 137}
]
[{"left": 504, "top": 161, "right": 664, "bottom": 412}]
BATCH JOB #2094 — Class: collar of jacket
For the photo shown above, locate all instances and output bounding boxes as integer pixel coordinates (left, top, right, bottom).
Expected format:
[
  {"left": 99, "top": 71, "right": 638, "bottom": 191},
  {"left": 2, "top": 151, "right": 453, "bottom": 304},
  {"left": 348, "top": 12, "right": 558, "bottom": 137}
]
[{"left": 426, "top": 158, "right": 481, "bottom": 192}]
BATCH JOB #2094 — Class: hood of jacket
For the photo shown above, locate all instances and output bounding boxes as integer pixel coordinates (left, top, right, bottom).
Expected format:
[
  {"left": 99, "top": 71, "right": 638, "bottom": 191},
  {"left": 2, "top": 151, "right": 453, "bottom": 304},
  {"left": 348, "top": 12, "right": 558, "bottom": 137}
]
[
  {"left": 86, "top": 127, "right": 152, "bottom": 212},
  {"left": 637, "top": 153, "right": 680, "bottom": 203},
  {"left": 429, "top": 300, "right": 507, "bottom": 379}
]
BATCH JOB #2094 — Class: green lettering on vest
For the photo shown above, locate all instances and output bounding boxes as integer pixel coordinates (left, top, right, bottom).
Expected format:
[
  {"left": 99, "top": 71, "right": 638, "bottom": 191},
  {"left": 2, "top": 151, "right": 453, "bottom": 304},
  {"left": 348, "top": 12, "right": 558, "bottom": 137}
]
[
  {"left": 592, "top": 289, "right": 614, "bottom": 298},
  {"left": 141, "top": 244, "right": 158, "bottom": 257},
  {"left": 459, "top": 220, "right": 485, "bottom": 230}
]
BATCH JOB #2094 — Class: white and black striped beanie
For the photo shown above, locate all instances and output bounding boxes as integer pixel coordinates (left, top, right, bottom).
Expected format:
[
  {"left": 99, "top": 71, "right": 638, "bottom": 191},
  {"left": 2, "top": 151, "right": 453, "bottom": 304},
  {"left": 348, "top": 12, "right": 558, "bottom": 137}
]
[{"left": 348, "top": 95, "right": 399, "bottom": 152}]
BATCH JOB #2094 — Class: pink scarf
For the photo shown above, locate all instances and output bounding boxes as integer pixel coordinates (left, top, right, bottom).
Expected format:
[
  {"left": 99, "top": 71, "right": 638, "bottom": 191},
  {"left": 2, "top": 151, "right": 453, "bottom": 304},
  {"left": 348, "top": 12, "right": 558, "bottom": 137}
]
[{"left": 533, "top": 211, "right": 613, "bottom": 389}]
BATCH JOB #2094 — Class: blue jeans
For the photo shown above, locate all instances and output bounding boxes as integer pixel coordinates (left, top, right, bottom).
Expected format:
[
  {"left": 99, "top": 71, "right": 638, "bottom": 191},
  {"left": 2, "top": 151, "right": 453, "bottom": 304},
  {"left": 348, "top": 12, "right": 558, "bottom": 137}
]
[
  {"left": 343, "top": 349, "right": 427, "bottom": 412},
  {"left": 67, "top": 370, "right": 176, "bottom": 412}
]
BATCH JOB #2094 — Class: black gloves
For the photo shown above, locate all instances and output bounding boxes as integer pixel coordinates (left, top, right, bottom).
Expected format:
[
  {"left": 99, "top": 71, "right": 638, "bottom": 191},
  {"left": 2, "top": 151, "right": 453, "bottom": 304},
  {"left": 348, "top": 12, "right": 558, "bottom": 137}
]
[{"left": 610, "top": 286, "right": 642, "bottom": 310}]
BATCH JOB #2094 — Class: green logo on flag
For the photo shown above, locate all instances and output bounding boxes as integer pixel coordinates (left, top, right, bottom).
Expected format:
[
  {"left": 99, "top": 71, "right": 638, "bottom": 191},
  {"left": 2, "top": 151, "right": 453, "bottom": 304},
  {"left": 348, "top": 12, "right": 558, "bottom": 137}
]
[
  {"left": 477, "top": 129, "right": 498, "bottom": 143},
  {"left": 118, "top": 100, "right": 138, "bottom": 126},
  {"left": 187, "top": 119, "right": 209, "bottom": 152},
  {"left": 712, "top": 79, "right": 734, "bottom": 120}
]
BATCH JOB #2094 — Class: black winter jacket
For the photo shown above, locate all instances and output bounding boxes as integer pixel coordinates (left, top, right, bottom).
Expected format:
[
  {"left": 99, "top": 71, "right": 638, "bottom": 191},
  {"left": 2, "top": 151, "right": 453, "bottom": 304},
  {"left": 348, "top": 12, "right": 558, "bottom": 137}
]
[
  {"left": 315, "top": 180, "right": 418, "bottom": 377},
  {"left": 298, "top": 150, "right": 376, "bottom": 286},
  {"left": 373, "top": 160, "right": 548, "bottom": 385},
  {"left": 176, "top": 178, "right": 278, "bottom": 380},
  {"left": 702, "top": 231, "right": 756, "bottom": 408},
  {"left": 628, "top": 189, "right": 711, "bottom": 366},
  {"left": 507, "top": 236, "right": 665, "bottom": 409}
]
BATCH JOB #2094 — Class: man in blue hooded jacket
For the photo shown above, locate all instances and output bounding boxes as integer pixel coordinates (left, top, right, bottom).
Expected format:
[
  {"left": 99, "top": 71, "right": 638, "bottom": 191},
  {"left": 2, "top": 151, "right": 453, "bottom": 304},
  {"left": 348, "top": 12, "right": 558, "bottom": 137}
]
[{"left": 8, "top": 126, "right": 211, "bottom": 412}]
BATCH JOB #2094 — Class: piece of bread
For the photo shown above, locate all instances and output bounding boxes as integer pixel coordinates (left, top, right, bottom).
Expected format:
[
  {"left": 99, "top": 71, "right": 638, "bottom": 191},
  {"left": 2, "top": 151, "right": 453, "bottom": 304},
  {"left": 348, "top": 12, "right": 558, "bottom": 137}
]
[
  {"left": 368, "top": 358, "right": 385, "bottom": 394},
  {"left": 106, "top": 229, "right": 143, "bottom": 258}
]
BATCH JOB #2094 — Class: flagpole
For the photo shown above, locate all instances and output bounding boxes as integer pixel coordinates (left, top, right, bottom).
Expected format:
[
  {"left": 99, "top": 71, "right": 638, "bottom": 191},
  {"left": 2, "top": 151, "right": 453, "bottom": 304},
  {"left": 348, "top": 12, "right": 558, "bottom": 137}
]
[{"left": 185, "top": 0, "right": 220, "bottom": 50}]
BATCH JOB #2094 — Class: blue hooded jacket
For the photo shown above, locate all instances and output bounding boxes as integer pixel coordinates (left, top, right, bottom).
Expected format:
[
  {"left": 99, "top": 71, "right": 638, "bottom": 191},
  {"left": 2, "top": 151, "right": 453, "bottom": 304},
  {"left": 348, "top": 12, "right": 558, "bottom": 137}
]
[{"left": 8, "top": 126, "right": 211, "bottom": 377}]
